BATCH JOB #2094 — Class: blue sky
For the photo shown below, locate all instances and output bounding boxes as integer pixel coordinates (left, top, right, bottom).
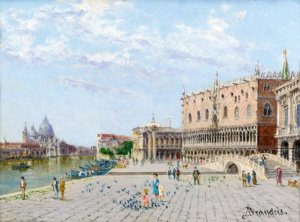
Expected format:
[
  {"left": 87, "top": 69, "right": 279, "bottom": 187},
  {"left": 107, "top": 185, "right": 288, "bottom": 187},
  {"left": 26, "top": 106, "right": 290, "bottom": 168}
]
[{"left": 1, "top": 0, "right": 299, "bottom": 146}]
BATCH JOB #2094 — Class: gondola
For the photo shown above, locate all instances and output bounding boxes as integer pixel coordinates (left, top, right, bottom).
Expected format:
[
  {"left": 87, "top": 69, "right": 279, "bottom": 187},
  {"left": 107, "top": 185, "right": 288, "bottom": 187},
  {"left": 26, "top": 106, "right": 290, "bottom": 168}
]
[{"left": 11, "top": 162, "right": 31, "bottom": 170}]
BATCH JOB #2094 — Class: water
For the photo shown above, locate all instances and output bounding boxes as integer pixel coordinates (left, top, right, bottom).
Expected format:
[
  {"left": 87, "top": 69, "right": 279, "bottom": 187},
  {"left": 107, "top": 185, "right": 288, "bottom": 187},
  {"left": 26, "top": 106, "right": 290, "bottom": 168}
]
[{"left": 0, "top": 156, "right": 97, "bottom": 195}]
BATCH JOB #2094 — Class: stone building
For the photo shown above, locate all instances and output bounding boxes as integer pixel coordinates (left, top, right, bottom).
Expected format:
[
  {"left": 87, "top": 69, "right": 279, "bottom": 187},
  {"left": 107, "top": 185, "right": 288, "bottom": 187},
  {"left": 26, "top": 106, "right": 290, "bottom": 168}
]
[
  {"left": 182, "top": 53, "right": 297, "bottom": 163},
  {"left": 132, "top": 115, "right": 182, "bottom": 161},
  {"left": 22, "top": 116, "right": 77, "bottom": 157},
  {"left": 0, "top": 142, "right": 44, "bottom": 160},
  {"left": 97, "top": 134, "right": 131, "bottom": 150},
  {"left": 275, "top": 76, "right": 300, "bottom": 167}
]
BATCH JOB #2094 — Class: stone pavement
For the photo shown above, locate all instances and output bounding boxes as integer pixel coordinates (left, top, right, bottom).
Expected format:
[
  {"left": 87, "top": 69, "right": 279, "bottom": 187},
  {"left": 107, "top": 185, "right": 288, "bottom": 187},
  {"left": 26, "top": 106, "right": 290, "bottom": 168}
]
[{"left": 0, "top": 173, "right": 299, "bottom": 222}]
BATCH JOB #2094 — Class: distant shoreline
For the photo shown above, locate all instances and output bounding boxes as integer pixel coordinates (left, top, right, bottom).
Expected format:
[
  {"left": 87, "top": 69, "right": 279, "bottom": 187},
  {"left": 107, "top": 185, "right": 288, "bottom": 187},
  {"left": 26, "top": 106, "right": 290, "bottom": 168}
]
[{"left": 0, "top": 155, "right": 96, "bottom": 162}]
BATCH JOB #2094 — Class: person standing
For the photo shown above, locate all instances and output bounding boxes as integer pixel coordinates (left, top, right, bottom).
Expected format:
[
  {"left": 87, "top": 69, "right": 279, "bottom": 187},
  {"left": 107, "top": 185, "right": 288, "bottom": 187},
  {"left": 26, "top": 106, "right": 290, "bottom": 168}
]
[
  {"left": 59, "top": 176, "right": 65, "bottom": 200},
  {"left": 52, "top": 177, "right": 59, "bottom": 199},
  {"left": 252, "top": 170, "right": 257, "bottom": 185},
  {"left": 167, "top": 167, "right": 172, "bottom": 179},
  {"left": 193, "top": 167, "right": 200, "bottom": 185},
  {"left": 172, "top": 168, "right": 176, "bottom": 180},
  {"left": 20, "top": 176, "right": 27, "bottom": 200},
  {"left": 241, "top": 171, "right": 246, "bottom": 187},
  {"left": 152, "top": 173, "right": 159, "bottom": 199},
  {"left": 276, "top": 167, "right": 283, "bottom": 186},
  {"left": 176, "top": 168, "right": 180, "bottom": 181},
  {"left": 246, "top": 172, "right": 251, "bottom": 187}
]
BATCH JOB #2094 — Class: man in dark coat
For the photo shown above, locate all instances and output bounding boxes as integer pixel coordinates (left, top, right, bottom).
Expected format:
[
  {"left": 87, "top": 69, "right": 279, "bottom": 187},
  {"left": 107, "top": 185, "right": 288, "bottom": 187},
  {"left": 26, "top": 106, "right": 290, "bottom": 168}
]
[{"left": 193, "top": 167, "right": 200, "bottom": 185}]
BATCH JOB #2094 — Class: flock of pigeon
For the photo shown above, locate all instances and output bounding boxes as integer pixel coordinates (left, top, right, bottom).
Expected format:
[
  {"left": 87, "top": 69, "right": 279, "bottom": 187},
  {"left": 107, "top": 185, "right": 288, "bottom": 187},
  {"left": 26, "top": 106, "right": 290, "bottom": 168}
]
[{"left": 80, "top": 175, "right": 230, "bottom": 212}]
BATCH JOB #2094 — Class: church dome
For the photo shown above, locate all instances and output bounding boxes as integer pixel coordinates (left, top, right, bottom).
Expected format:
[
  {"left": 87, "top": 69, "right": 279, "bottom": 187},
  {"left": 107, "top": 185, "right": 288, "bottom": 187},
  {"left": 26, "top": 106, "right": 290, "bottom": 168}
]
[{"left": 38, "top": 116, "right": 55, "bottom": 137}]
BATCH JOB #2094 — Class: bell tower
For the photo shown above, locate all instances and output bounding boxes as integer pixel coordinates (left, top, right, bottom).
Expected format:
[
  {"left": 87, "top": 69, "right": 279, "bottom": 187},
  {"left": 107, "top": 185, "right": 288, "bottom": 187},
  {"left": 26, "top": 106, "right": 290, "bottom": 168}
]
[{"left": 22, "top": 122, "right": 28, "bottom": 143}]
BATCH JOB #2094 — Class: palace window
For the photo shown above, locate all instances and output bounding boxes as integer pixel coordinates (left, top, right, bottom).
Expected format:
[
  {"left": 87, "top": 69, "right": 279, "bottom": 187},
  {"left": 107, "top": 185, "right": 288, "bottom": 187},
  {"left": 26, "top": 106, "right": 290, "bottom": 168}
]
[
  {"left": 246, "top": 92, "right": 248, "bottom": 99},
  {"left": 235, "top": 96, "right": 237, "bottom": 103},
  {"left": 197, "top": 111, "right": 201, "bottom": 121},
  {"left": 284, "top": 106, "right": 288, "bottom": 128},
  {"left": 223, "top": 106, "right": 228, "bottom": 118},
  {"left": 263, "top": 103, "right": 272, "bottom": 117},
  {"left": 221, "top": 94, "right": 224, "bottom": 98},
  {"left": 234, "top": 107, "right": 239, "bottom": 119},
  {"left": 264, "top": 83, "right": 271, "bottom": 91},
  {"left": 188, "top": 113, "right": 192, "bottom": 123},
  {"left": 205, "top": 109, "right": 209, "bottom": 120},
  {"left": 247, "top": 105, "right": 252, "bottom": 117}
]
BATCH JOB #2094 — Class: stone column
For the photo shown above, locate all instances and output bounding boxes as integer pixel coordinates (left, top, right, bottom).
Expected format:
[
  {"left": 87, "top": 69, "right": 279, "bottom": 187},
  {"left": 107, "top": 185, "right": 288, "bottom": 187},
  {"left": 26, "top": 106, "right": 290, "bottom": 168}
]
[
  {"left": 152, "top": 131, "right": 156, "bottom": 161},
  {"left": 288, "top": 141, "right": 294, "bottom": 162},
  {"left": 148, "top": 133, "right": 152, "bottom": 161},
  {"left": 277, "top": 139, "right": 281, "bottom": 157},
  {"left": 288, "top": 92, "right": 292, "bottom": 132},
  {"left": 276, "top": 96, "right": 281, "bottom": 130}
]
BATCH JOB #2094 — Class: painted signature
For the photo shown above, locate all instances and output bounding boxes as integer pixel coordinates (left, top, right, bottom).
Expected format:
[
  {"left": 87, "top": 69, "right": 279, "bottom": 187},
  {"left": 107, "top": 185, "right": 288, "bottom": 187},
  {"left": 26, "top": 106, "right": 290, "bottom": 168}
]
[{"left": 242, "top": 206, "right": 287, "bottom": 219}]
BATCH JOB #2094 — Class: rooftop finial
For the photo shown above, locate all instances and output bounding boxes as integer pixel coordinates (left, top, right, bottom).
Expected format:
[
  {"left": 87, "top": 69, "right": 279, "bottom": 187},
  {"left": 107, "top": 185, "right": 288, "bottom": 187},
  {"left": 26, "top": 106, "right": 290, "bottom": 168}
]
[
  {"left": 255, "top": 60, "right": 260, "bottom": 76},
  {"left": 151, "top": 112, "right": 155, "bottom": 123},
  {"left": 182, "top": 84, "right": 186, "bottom": 96},
  {"left": 282, "top": 49, "right": 289, "bottom": 79}
]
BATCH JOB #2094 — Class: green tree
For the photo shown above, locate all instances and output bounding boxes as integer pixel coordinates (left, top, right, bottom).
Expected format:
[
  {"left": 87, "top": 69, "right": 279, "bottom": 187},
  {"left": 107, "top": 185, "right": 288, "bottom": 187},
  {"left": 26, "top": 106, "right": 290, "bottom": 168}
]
[
  {"left": 115, "top": 141, "right": 133, "bottom": 157},
  {"left": 99, "top": 147, "right": 114, "bottom": 156}
]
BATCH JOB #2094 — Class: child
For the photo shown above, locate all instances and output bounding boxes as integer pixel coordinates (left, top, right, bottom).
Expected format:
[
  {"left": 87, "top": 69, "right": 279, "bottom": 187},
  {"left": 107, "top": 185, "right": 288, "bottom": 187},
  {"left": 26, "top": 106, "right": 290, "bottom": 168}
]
[
  {"left": 246, "top": 172, "right": 251, "bottom": 187},
  {"left": 143, "top": 188, "right": 150, "bottom": 208},
  {"left": 158, "top": 185, "right": 164, "bottom": 201}
]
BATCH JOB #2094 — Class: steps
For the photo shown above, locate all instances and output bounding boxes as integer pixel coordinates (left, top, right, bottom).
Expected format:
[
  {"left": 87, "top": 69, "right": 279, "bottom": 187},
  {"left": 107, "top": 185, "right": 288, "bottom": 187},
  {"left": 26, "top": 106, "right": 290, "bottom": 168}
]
[
  {"left": 264, "top": 159, "right": 299, "bottom": 178},
  {"left": 250, "top": 156, "right": 299, "bottom": 178}
]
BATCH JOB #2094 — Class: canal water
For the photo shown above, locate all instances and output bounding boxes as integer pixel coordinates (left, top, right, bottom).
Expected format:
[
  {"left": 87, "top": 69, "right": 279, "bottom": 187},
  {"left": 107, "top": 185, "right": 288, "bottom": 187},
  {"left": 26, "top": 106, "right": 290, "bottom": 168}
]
[{"left": 0, "top": 156, "right": 96, "bottom": 195}]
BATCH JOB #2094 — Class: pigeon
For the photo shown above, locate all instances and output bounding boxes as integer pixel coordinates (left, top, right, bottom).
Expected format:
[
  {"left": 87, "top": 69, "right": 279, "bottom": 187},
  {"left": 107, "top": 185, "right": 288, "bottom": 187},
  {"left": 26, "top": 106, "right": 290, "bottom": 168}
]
[
  {"left": 114, "top": 180, "right": 118, "bottom": 183},
  {"left": 107, "top": 186, "right": 111, "bottom": 189}
]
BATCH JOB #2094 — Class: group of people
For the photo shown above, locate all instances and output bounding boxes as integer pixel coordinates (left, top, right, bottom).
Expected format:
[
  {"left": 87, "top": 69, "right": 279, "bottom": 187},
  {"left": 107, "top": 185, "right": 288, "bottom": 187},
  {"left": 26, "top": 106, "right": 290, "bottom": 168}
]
[
  {"left": 168, "top": 167, "right": 180, "bottom": 181},
  {"left": 132, "top": 158, "right": 139, "bottom": 165},
  {"left": 143, "top": 173, "right": 164, "bottom": 208},
  {"left": 19, "top": 176, "right": 65, "bottom": 200},
  {"left": 51, "top": 177, "right": 66, "bottom": 200},
  {"left": 241, "top": 170, "right": 257, "bottom": 187}
]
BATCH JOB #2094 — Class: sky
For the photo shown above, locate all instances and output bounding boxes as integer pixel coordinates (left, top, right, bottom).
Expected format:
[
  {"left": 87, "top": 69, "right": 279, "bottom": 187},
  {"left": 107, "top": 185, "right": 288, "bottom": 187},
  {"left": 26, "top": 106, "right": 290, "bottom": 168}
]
[{"left": 1, "top": 0, "right": 300, "bottom": 147}]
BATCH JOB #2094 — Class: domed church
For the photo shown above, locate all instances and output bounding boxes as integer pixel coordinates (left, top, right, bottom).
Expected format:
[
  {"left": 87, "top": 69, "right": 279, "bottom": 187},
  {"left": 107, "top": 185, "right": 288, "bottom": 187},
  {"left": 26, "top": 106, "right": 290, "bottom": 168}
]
[{"left": 22, "top": 116, "right": 76, "bottom": 157}]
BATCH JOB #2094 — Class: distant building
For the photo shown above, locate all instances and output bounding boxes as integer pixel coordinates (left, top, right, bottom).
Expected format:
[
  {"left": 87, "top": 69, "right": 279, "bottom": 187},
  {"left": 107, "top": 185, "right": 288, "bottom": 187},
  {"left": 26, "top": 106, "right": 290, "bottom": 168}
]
[
  {"left": 275, "top": 75, "right": 300, "bottom": 166},
  {"left": 22, "top": 116, "right": 77, "bottom": 157},
  {"left": 97, "top": 134, "right": 131, "bottom": 150},
  {"left": 132, "top": 114, "right": 182, "bottom": 161},
  {"left": 0, "top": 142, "right": 44, "bottom": 160},
  {"left": 0, "top": 116, "right": 78, "bottom": 159},
  {"left": 77, "top": 146, "right": 97, "bottom": 156}
]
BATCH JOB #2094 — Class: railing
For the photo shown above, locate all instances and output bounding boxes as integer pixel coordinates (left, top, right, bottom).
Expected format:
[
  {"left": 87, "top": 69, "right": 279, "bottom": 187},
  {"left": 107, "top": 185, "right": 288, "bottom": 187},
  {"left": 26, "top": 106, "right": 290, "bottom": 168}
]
[
  {"left": 251, "top": 153, "right": 297, "bottom": 171},
  {"left": 202, "top": 154, "right": 266, "bottom": 177}
]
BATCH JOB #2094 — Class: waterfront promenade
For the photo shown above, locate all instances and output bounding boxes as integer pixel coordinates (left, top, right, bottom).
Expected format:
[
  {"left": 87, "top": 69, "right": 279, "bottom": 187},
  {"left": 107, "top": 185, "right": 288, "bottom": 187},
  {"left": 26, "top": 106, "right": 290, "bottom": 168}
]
[{"left": 0, "top": 163, "right": 299, "bottom": 222}]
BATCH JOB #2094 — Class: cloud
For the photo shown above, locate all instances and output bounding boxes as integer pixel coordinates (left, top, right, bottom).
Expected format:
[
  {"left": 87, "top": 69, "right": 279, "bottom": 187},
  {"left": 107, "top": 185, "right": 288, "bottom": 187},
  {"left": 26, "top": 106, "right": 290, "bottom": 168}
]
[
  {"left": 234, "top": 10, "right": 247, "bottom": 21},
  {"left": 57, "top": 76, "right": 136, "bottom": 96},
  {"left": 221, "top": 3, "right": 230, "bottom": 12}
]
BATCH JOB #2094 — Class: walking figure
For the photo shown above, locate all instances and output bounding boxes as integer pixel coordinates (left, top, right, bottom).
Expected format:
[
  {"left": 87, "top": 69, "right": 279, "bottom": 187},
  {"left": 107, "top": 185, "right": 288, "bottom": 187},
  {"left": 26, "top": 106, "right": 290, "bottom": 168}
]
[
  {"left": 143, "top": 189, "right": 150, "bottom": 208},
  {"left": 152, "top": 173, "right": 159, "bottom": 199},
  {"left": 242, "top": 171, "right": 246, "bottom": 187},
  {"left": 176, "top": 168, "right": 180, "bottom": 181},
  {"left": 193, "top": 167, "right": 200, "bottom": 185},
  {"left": 275, "top": 167, "right": 283, "bottom": 186},
  {"left": 246, "top": 172, "right": 251, "bottom": 187},
  {"left": 172, "top": 168, "right": 176, "bottom": 180},
  {"left": 167, "top": 167, "right": 172, "bottom": 179},
  {"left": 59, "top": 176, "right": 65, "bottom": 200},
  {"left": 20, "top": 176, "right": 27, "bottom": 200},
  {"left": 52, "top": 177, "right": 59, "bottom": 199},
  {"left": 252, "top": 170, "right": 257, "bottom": 185}
]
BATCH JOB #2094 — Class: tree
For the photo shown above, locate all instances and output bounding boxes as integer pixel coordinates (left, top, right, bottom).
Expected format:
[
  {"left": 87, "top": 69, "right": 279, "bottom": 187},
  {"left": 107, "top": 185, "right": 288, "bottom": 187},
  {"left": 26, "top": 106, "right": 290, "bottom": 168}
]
[
  {"left": 99, "top": 147, "right": 114, "bottom": 156},
  {"left": 115, "top": 141, "right": 133, "bottom": 157}
]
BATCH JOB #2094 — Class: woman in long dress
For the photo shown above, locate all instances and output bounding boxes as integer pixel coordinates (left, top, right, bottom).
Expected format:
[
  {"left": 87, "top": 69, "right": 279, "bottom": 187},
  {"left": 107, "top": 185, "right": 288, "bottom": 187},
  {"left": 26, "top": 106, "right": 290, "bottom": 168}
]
[
  {"left": 152, "top": 173, "right": 159, "bottom": 199},
  {"left": 276, "top": 168, "right": 282, "bottom": 186}
]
